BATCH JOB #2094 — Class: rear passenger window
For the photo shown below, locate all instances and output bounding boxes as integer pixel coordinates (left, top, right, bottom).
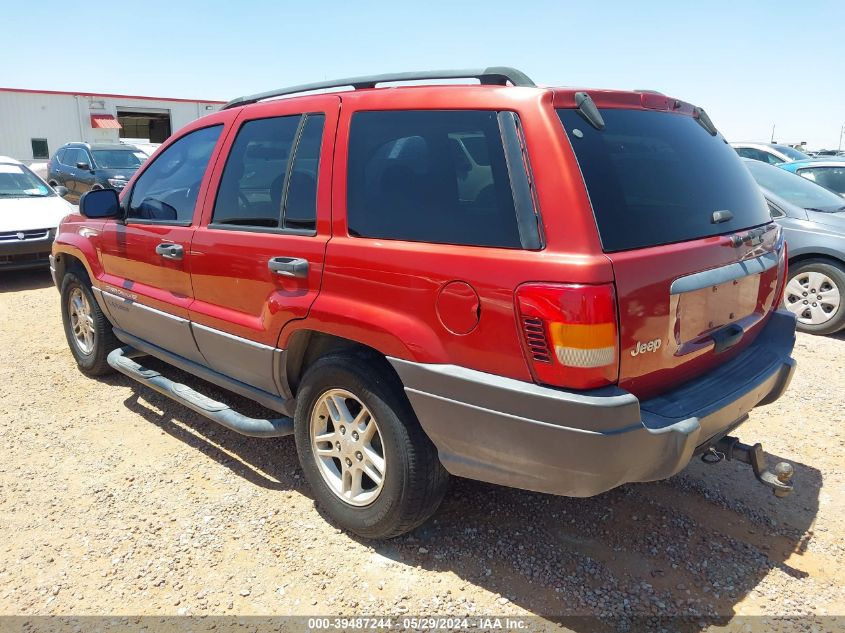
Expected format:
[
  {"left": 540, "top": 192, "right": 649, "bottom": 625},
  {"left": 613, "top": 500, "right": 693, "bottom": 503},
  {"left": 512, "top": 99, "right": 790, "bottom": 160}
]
[
  {"left": 212, "top": 116, "right": 300, "bottom": 228},
  {"left": 212, "top": 113, "right": 324, "bottom": 232},
  {"left": 346, "top": 110, "right": 523, "bottom": 248},
  {"left": 284, "top": 114, "right": 324, "bottom": 231}
]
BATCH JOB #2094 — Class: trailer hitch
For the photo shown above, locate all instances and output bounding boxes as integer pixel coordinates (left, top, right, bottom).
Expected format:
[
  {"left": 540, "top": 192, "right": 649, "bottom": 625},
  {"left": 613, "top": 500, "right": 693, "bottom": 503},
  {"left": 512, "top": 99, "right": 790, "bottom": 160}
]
[{"left": 703, "top": 436, "right": 794, "bottom": 497}]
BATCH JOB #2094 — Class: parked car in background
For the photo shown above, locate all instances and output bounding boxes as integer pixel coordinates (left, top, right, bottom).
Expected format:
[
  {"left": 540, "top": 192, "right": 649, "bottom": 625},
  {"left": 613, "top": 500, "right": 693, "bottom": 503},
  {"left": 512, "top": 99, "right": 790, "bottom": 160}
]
[
  {"left": 744, "top": 158, "right": 845, "bottom": 335},
  {"left": 120, "top": 139, "right": 160, "bottom": 159},
  {"left": 732, "top": 142, "right": 811, "bottom": 165},
  {"left": 27, "top": 161, "right": 50, "bottom": 181},
  {"left": 52, "top": 68, "right": 797, "bottom": 538},
  {"left": 779, "top": 159, "right": 845, "bottom": 196},
  {"left": 47, "top": 142, "right": 146, "bottom": 202},
  {"left": 0, "top": 156, "right": 73, "bottom": 271}
]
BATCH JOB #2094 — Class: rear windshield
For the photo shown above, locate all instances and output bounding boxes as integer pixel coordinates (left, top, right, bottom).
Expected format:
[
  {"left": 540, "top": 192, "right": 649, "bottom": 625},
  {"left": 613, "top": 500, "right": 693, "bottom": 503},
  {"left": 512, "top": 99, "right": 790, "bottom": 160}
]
[
  {"left": 746, "top": 160, "right": 845, "bottom": 212},
  {"left": 558, "top": 108, "right": 770, "bottom": 252},
  {"left": 772, "top": 144, "right": 810, "bottom": 161}
]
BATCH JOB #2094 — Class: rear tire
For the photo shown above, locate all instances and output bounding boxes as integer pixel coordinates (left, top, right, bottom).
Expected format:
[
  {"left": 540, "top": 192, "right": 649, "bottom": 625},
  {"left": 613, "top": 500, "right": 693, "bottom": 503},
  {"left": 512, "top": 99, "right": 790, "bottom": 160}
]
[
  {"left": 783, "top": 259, "right": 845, "bottom": 335},
  {"left": 60, "top": 273, "right": 119, "bottom": 376},
  {"left": 294, "top": 352, "right": 449, "bottom": 539}
]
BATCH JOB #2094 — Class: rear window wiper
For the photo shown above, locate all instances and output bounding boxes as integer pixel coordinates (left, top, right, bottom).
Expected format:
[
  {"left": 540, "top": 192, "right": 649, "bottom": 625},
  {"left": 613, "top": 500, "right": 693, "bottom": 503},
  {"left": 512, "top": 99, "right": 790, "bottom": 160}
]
[
  {"left": 574, "top": 92, "right": 605, "bottom": 130},
  {"left": 693, "top": 107, "right": 718, "bottom": 136}
]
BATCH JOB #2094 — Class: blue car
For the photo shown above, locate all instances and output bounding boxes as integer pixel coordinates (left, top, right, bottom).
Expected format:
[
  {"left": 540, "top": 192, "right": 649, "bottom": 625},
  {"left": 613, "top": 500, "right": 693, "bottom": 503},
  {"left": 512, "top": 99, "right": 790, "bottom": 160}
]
[{"left": 780, "top": 159, "right": 845, "bottom": 196}]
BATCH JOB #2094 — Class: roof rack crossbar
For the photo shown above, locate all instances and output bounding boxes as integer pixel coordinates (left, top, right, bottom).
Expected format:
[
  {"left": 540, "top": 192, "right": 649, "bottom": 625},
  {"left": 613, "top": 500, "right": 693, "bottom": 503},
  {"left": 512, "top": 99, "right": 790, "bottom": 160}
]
[{"left": 222, "top": 67, "right": 535, "bottom": 110}]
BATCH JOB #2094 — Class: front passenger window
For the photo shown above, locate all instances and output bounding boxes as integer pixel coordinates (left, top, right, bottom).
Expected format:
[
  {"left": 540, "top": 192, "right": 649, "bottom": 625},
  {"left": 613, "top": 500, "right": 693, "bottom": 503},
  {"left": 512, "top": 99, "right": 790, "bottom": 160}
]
[
  {"left": 128, "top": 125, "right": 222, "bottom": 224},
  {"left": 65, "top": 149, "right": 82, "bottom": 167}
]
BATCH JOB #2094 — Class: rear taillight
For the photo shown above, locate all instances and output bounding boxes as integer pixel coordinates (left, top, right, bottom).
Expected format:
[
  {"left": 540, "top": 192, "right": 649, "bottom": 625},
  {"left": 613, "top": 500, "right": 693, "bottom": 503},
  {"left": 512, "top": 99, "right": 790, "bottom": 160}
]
[{"left": 516, "top": 283, "right": 619, "bottom": 390}]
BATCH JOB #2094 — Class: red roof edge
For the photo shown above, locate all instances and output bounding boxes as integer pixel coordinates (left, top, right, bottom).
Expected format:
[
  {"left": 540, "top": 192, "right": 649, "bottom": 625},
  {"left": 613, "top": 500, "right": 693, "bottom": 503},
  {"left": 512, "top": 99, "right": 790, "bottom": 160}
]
[{"left": 0, "top": 86, "right": 226, "bottom": 104}]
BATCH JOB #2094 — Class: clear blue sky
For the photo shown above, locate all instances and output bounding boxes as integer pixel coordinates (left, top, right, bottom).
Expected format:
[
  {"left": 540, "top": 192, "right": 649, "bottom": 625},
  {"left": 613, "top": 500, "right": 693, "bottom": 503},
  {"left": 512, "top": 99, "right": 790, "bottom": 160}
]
[{"left": 3, "top": 0, "right": 842, "bottom": 149}]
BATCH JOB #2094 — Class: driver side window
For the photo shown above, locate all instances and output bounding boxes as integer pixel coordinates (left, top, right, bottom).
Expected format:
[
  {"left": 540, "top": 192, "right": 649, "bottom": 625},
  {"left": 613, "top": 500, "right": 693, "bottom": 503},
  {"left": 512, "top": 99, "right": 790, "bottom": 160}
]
[{"left": 128, "top": 125, "right": 222, "bottom": 224}]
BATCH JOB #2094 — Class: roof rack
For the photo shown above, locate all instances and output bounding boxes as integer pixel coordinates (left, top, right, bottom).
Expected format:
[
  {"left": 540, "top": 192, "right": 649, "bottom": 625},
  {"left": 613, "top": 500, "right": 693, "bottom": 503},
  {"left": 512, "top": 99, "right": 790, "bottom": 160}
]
[{"left": 222, "top": 67, "right": 535, "bottom": 110}]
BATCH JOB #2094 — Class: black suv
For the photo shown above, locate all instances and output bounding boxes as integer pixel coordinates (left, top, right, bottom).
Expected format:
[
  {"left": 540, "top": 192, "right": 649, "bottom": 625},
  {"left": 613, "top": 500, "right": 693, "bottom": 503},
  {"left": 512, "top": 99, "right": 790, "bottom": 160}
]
[{"left": 47, "top": 142, "right": 146, "bottom": 202}]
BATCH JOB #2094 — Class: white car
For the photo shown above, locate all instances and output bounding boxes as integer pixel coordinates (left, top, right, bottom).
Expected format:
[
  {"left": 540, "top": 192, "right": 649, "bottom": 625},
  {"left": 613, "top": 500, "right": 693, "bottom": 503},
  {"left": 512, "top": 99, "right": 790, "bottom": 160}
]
[
  {"left": 730, "top": 142, "right": 811, "bottom": 165},
  {"left": 0, "top": 156, "right": 75, "bottom": 271}
]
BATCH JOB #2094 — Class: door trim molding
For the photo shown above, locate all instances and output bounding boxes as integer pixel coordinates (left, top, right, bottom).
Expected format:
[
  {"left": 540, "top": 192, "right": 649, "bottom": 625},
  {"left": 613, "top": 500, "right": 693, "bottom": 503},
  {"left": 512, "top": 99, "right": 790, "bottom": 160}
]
[{"left": 192, "top": 321, "right": 276, "bottom": 352}]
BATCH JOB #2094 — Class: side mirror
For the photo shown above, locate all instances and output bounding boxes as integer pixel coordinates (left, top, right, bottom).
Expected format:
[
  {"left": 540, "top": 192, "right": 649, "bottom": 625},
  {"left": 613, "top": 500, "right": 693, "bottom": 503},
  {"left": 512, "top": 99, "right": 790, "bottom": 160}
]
[
  {"left": 80, "top": 188, "right": 121, "bottom": 219},
  {"left": 76, "top": 162, "right": 91, "bottom": 171},
  {"left": 54, "top": 185, "right": 69, "bottom": 198}
]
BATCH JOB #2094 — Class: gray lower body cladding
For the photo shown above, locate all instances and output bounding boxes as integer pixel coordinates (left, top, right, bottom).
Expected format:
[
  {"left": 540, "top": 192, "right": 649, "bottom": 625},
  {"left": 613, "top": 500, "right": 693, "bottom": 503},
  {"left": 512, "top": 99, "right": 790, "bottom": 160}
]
[
  {"left": 389, "top": 310, "right": 797, "bottom": 497},
  {"left": 93, "top": 288, "right": 292, "bottom": 405}
]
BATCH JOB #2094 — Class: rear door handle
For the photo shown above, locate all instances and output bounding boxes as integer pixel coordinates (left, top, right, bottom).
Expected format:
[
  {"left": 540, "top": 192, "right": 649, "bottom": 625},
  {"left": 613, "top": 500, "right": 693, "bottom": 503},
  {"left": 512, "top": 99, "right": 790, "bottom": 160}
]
[
  {"left": 155, "top": 243, "right": 184, "bottom": 260},
  {"left": 268, "top": 256, "right": 309, "bottom": 278}
]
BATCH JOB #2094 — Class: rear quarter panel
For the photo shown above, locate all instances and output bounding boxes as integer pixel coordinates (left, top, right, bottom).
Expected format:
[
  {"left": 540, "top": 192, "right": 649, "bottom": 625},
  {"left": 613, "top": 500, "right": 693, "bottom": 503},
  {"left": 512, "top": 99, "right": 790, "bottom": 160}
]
[{"left": 781, "top": 218, "right": 845, "bottom": 261}]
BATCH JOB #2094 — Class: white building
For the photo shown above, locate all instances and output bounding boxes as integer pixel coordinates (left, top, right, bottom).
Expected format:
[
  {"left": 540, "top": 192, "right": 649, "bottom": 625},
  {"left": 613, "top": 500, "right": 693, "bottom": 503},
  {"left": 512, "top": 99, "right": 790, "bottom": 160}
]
[{"left": 0, "top": 87, "right": 224, "bottom": 164}]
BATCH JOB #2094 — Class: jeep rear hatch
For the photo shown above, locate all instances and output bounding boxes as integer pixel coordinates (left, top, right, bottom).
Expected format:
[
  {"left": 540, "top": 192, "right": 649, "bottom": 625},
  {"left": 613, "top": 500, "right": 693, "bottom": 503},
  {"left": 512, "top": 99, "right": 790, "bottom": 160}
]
[{"left": 556, "top": 98, "right": 784, "bottom": 399}]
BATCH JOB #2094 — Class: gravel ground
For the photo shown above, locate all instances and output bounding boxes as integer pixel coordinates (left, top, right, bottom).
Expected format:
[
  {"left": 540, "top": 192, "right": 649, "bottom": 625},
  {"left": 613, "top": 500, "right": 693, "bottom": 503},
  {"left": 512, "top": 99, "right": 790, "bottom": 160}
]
[{"left": 1, "top": 269, "right": 844, "bottom": 630}]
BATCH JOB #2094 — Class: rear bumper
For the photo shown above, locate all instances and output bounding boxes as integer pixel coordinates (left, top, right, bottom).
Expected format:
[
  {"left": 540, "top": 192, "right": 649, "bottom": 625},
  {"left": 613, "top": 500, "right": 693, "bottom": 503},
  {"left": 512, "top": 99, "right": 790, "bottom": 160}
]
[{"left": 389, "top": 310, "right": 796, "bottom": 497}]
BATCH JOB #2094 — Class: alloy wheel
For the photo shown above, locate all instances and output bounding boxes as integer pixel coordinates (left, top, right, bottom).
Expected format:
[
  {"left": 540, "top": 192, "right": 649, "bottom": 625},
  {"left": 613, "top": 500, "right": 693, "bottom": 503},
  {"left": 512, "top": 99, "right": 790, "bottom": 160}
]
[
  {"left": 68, "top": 287, "right": 96, "bottom": 354},
  {"left": 309, "top": 388, "right": 386, "bottom": 507}
]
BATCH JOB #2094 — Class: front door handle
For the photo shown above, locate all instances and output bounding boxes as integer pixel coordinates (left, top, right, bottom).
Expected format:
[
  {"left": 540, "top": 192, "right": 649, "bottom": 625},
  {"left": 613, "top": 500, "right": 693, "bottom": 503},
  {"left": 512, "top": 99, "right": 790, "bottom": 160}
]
[
  {"left": 268, "top": 256, "right": 308, "bottom": 278},
  {"left": 155, "top": 243, "right": 184, "bottom": 260}
]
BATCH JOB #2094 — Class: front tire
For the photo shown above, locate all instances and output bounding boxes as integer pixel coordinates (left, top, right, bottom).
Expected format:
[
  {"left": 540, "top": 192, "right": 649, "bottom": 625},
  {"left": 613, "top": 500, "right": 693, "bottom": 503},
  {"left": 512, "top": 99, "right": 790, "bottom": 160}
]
[
  {"left": 783, "top": 259, "right": 845, "bottom": 335},
  {"left": 60, "top": 273, "right": 118, "bottom": 376},
  {"left": 294, "top": 353, "right": 449, "bottom": 539}
]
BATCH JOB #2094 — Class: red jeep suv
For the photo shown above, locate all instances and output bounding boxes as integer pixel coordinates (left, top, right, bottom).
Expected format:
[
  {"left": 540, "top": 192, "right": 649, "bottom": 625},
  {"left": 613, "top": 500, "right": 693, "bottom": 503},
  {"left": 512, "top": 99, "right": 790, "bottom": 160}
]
[{"left": 51, "top": 68, "right": 797, "bottom": 538}]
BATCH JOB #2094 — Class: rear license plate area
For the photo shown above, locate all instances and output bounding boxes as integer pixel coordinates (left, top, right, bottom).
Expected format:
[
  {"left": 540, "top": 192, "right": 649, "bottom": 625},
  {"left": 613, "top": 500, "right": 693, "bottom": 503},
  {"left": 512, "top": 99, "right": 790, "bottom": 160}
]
[{"left": 676, "top": 274, "right": 760, "bottom": 345}]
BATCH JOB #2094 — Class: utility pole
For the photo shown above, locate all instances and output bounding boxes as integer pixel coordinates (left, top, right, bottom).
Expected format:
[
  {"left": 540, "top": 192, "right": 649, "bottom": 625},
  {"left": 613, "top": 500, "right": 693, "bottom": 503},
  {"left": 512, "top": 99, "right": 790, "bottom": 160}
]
[
  {"left": 770, "top": 124, "right": 776, "bottom": 143},
  {"left": 839, "top": 124, "right": 844, "bottom": 152}
]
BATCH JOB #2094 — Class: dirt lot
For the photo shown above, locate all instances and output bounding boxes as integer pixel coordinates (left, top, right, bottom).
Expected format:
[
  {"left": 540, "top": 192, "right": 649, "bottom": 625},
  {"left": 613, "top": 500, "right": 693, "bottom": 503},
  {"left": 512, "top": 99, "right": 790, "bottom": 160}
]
[{"left": 1, "top": 269, "right": 844, "bottom": 629}]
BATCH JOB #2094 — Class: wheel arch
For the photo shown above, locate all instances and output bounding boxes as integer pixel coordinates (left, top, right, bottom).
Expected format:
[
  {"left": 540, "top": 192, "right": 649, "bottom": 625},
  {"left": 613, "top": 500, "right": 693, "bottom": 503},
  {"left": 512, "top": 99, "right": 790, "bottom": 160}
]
[
  {"left": 53, "top": 250, "right": 92, "bottom": 286},
  {"left": 283, "top": 329, "right": 404, "bottom": 398},
  {"left": 53, "top": 231, "right": 105, "bottom": 286},
  {"left": 788, "top": 251, "right": 845, "bottom": 269}
]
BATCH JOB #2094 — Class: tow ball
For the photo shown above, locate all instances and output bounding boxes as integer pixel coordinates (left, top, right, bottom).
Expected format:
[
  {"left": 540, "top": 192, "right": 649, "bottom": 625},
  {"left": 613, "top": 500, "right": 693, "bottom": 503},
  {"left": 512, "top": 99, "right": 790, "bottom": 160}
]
[{"left": 702, "top": 436, "right": 794, "bottom": 497}]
